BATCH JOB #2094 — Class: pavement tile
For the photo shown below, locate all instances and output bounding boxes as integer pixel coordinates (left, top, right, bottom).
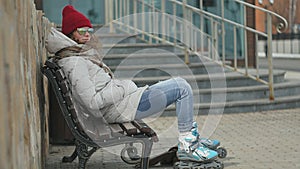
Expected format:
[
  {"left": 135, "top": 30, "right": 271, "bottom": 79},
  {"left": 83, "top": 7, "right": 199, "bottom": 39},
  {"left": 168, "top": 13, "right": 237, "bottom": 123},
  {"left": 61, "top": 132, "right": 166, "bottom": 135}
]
[{"left": 46, "top": 108, "right": 300, "bottom": 169}]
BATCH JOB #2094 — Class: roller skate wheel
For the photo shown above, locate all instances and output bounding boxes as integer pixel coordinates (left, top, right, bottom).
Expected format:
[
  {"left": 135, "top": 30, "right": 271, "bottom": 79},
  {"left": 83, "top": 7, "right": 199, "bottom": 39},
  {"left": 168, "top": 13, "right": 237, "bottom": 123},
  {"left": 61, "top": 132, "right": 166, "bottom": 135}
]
[
  {"left": 174, "top": 161, "right": 224, "bottom": 169},
  {"left": 216, "top": 147, "right": 227, "bottom": 158},
  {"left": 215, "top": 160, "right": 224, "bottom": 169},
  {"left": 202, "top": 161, "right": 224, "bottom": 169},
  {"left": 173, "top": 161, "right": 192, "bottom": 169}
]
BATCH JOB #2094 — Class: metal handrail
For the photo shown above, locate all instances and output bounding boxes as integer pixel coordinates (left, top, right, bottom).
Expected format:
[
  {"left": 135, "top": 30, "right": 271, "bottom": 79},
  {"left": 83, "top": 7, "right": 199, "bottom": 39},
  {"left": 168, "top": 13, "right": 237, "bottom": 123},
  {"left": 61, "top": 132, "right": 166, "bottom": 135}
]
[
  {"left": 104, "top": 0, "right": 288, "bottom": 100},
  {"left": 234, "top": 0, "right": 288, "bottom": 100},
  {"left": 234, "top": 0, "right": 288, "bottom": 33}
]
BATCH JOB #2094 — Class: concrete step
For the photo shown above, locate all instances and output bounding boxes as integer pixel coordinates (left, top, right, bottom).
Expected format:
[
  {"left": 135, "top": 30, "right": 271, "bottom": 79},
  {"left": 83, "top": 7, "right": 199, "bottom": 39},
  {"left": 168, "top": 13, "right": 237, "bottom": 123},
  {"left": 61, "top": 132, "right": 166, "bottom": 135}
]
[
  {"left": 124, "top": 69, "right": 286, "bottom": 89},
  {"left": 93, "top": 27, "right": 300, "bottom": 115},
  {"left": 94, "top": 24, "right": 130, "bottom": 34},
  {"left": 94, "top": 25, "right": 111, "bottom": 34},
  {"left": 103, "top": 53, "right": 211, "bottom": 66},
  {"left": 93, "top": 30, "right": 300, "bottom": 114},
  {"left": 96, "top": 34, "right": 145, "bottom": 44},
  {"left": 102, "top": 43, "right": 178, "bottom": 55},
  {"left": 195, "top": 80, "right": 300, "bottom": 103},
  {"left": 162, "top": 94, "right": 300, "bottom": 116},
  {"left": 111, "top": 62, "right": 227, "bottom": 78},
  {"left": 202, "top": 94, "right": 300, "bottom": 114}
]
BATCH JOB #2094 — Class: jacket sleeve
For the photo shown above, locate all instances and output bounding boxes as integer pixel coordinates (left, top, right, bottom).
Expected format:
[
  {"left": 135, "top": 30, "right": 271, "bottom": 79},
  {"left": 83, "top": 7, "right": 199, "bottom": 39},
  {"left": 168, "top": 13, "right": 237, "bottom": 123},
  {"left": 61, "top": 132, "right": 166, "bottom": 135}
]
[{"left": 66, "top": 57, "right": 106, "bottom": 111}]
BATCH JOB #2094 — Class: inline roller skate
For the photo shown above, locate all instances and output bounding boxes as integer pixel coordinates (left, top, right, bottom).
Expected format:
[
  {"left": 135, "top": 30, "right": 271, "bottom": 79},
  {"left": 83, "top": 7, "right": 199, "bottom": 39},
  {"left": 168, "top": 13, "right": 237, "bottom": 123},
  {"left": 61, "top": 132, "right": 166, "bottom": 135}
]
[
  {"left": 192, "top": 122, "right": 227, "bottom": 158},
  {"left": 175, "top": 127, "right": 224, "bottom": 169}
]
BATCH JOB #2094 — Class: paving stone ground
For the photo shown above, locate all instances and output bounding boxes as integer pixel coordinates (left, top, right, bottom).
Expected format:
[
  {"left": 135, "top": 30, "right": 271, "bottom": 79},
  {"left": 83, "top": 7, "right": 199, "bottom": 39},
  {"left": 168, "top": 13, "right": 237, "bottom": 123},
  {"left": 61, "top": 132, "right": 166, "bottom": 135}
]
[{"left": 46, "top": 108, "right": 300, "bottom": 169}]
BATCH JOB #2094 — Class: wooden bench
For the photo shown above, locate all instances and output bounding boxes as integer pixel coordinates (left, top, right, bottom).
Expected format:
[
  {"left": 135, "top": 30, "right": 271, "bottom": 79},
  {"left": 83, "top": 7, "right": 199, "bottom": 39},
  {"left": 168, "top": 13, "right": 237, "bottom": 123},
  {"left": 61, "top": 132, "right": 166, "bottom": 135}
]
[{"left": 41, "top": 58, "right": 159, "bottom": 169}]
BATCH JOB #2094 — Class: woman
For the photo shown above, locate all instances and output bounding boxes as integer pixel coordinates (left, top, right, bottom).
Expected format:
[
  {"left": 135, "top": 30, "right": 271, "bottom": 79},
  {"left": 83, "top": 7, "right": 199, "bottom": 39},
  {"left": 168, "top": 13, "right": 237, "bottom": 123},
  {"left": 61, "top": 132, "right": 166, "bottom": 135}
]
[{"left": 46, "top": 5, "right": 219, "bottom": 162}]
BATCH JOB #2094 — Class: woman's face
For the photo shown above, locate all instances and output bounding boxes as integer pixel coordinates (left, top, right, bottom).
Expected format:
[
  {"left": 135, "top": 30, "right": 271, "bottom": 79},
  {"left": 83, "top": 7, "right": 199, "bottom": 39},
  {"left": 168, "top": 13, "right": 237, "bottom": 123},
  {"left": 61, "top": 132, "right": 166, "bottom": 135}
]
[{"left": 71, "top": 27, "right": 94, "bottom": 44}]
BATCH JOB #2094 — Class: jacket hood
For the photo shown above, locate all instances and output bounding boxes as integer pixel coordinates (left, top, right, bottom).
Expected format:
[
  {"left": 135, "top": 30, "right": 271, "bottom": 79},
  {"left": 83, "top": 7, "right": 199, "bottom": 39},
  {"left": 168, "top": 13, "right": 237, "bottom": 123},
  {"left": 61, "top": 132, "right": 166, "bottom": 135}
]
[{"left": 46, "top": 27, "right": 77, "bottom": 54}]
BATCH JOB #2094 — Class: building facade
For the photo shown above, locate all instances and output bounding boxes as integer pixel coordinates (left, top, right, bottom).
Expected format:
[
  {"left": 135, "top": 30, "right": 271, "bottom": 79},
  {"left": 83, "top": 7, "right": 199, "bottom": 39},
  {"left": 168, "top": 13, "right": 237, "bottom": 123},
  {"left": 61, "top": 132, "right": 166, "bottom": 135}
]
[{"left": 255, "top": 0, "right": 300, "bottom": 34}]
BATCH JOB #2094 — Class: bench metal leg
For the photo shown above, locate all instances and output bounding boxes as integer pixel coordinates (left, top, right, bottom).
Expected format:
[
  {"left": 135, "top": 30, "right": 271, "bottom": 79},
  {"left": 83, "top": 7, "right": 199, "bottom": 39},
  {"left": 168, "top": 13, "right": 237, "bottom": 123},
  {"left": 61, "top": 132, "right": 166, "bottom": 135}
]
[
  {"left": 77, "top": 143, "right": 89, "bottom": 169},
  {"left": 75, "top": 141, "right": 97, "bottom": 169},
  {"left": 62, "top": 147, "right": 78, "bottom": 163},
  {"left": 139, "top": 139, "right": 153, "bottom": 169}
]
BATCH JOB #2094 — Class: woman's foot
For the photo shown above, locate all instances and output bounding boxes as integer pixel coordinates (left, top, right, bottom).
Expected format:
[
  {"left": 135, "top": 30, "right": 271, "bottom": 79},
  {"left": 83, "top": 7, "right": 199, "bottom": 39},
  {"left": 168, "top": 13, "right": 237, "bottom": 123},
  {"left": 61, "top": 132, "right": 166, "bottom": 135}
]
[
  {"left": 178, "top": 130, "right": 218, "bottom": 162},
  {"left": 192, "top": 122, "right": 221, "bottom": 150},
  {"left": 200, "top": 138, "right": 220, "bottom": 150}
]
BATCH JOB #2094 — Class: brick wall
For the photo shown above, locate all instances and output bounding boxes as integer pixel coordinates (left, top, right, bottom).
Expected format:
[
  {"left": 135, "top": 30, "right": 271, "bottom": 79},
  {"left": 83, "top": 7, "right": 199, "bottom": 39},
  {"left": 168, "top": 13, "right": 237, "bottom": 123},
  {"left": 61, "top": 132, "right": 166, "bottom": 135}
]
[
  {"left": 233, "top": 0, "right": 256, "bottom": 67},
  {"left": 255, "top": 0, "right": 300, "bottom": 33},
  {"left": 0, "top": 0, "right": 52, "bottom": 169},
  {"left": 247, "top": 0, "right": 256, "bottom": 67}
]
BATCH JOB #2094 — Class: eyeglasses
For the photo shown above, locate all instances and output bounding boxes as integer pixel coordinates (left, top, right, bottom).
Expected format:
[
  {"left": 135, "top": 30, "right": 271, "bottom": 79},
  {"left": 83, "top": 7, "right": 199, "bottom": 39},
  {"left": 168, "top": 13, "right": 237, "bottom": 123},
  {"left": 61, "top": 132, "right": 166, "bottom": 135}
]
[{"left": 76, "top": 28, "right": 94, "bottom": 35}]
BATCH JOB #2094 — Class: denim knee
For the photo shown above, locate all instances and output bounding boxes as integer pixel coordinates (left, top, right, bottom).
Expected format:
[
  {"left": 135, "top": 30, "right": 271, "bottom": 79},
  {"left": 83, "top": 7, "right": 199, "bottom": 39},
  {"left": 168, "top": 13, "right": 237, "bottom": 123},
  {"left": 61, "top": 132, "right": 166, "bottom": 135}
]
[{"left": 173, "top": 77, "right": 192, "bottom": 95}]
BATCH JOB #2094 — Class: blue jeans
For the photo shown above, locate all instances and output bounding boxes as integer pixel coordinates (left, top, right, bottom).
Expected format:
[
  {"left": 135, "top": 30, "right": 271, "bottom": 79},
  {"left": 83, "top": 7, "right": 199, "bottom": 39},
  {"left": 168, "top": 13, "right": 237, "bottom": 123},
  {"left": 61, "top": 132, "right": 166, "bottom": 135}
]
[{"left": 135, "top": 77, "right": 194, "bottom": 132}]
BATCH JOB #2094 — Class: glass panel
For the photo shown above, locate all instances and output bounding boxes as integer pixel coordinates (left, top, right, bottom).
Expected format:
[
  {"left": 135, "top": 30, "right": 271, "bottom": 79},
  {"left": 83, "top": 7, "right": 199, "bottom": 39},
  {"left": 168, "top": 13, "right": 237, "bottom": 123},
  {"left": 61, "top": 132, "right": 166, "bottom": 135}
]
[{"left": 43, "top": 0, "right": 105, "bottom": 25}]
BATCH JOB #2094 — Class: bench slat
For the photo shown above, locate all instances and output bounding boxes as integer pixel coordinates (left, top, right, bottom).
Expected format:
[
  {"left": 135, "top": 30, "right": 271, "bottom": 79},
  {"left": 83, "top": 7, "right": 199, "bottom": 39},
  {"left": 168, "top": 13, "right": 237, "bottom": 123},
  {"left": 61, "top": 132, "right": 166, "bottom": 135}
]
[
  {"left": 55, "top": 69, "right": 65, "bottom": 81},
  {"left": 59, "top": 80, "right": 69, "bottom": 94},
  {"left": 109, "top": 124, "right": 125, "bottom": 136},
  {"left": 45, "top": 59, "right": 59, "bottom": 69},
  {"left": 64, "top": 92, "right": 73, "bottom": 106},
  {"left": 132, "top": 121, "right": 159, "bottom": 142},
  {"left": 120, "top": 123, "right": 138, "bottom": 136}
]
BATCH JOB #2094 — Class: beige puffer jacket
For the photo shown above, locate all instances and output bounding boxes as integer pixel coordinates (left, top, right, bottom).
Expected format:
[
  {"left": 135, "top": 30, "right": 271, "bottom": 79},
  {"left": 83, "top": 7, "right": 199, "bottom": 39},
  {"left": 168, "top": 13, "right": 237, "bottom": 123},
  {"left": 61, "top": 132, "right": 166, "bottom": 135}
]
[{"left": 45, "top": 28, "right": 148, "bottom": 123}]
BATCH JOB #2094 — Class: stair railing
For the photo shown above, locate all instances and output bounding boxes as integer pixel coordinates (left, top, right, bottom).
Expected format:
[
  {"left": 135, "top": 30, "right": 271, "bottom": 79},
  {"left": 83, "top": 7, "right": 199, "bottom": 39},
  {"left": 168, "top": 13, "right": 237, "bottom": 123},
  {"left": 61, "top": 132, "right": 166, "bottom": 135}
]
[
  {"left": 104, "top": 0, "right": 288, "bottom": 100},
  {"left": 234, "top": 0, "right": 288, "bottom": 100}
]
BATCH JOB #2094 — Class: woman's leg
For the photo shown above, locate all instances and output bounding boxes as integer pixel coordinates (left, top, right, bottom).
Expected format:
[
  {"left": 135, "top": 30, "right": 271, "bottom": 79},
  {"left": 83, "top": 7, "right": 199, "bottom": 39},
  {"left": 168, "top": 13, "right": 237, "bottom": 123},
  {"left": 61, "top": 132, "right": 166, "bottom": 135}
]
[
  {"left": 135, "top": 77, "right": 194, "bottom": 132},
  {"left": 135, "top": 77, "right": 219, "bottom": 162}
]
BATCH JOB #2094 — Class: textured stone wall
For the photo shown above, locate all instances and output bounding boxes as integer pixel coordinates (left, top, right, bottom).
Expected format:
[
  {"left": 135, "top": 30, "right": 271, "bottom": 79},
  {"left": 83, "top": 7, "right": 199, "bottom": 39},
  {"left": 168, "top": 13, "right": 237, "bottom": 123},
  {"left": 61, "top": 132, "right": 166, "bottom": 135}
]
[{"left": 0, "top": 0, "right": 52, "bottom": 169}]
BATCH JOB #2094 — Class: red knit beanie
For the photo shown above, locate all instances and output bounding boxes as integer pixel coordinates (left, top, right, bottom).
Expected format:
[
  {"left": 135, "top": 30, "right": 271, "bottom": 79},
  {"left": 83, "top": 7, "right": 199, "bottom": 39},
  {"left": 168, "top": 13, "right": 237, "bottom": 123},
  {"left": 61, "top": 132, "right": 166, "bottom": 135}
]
[{"left": 62, "top": 5, "right": 92, "bottom": 35}]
